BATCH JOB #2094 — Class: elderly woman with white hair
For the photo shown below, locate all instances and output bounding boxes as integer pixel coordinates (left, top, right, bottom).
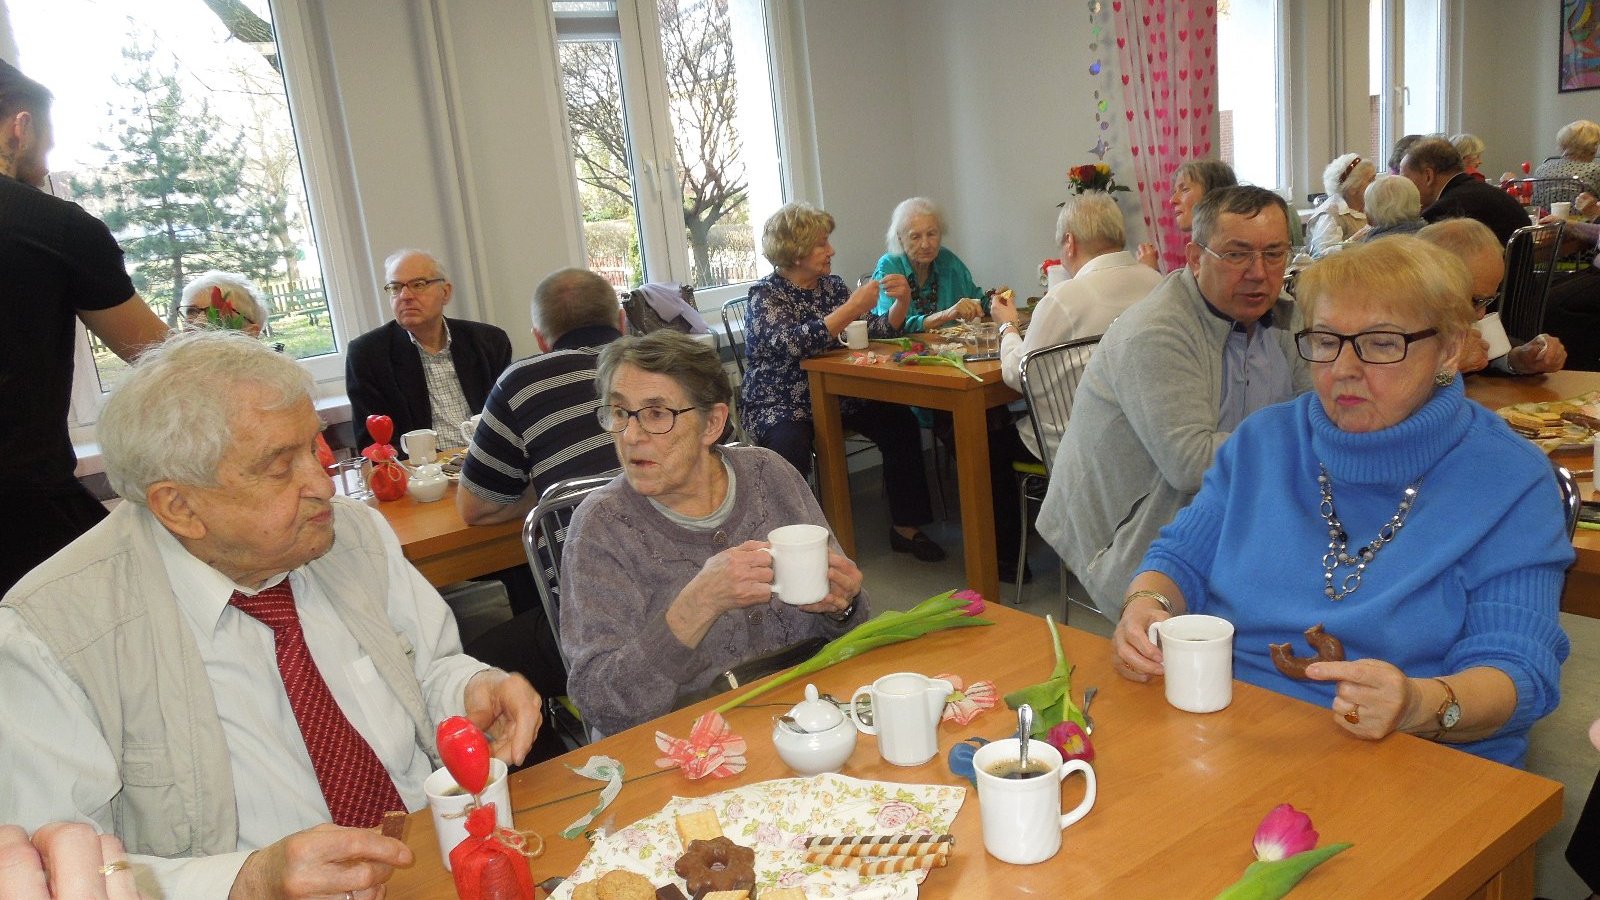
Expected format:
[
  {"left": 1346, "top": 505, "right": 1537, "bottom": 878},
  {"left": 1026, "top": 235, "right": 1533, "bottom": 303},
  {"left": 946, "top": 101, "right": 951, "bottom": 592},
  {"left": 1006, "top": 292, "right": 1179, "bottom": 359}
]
[
  {"left": 1533, "top": 119, "right": 1600, "bottom": 200},
  {"left": 1357, "top": 174, "right": 1427, "bottom": 241},
  {"left": 870, "top": 197, "right": 986, "bottom": 333},
  {"left": 1450, "top": 133, "right": 1488, "bottom": 183},
  {"left": 1306, "top": 152, "right": 1377, "bottom": 257},
  {"left": 178, "top": 270, "right": 269, "bottom": 337}
]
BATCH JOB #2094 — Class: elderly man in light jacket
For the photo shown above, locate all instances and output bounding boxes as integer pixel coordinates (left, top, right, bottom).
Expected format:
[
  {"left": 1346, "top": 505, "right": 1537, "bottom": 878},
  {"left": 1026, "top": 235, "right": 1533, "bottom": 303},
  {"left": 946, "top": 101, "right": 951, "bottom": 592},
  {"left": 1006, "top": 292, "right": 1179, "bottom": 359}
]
[
  {"left": 0, "top": 331, "right": 541, "bottom": 899},
  {"left": 1037, "top": 186, "right": 1313, "bottom": 619}
]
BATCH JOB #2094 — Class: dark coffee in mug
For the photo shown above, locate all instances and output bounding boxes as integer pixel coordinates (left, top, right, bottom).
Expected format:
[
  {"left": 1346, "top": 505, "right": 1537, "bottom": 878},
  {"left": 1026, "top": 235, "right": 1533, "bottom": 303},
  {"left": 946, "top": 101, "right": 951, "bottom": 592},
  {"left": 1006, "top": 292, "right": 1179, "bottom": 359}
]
[{"left": 983, "top": 758, "right": 1052, "bottom": 780}]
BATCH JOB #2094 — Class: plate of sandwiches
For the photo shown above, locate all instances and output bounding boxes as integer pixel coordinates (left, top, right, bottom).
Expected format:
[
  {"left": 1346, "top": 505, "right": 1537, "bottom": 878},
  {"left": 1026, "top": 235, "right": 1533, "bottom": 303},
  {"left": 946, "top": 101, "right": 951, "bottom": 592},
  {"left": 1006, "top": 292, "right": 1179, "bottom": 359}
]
[{"left": 1497, "top": 390, "right": 1600, "bottom": 451}]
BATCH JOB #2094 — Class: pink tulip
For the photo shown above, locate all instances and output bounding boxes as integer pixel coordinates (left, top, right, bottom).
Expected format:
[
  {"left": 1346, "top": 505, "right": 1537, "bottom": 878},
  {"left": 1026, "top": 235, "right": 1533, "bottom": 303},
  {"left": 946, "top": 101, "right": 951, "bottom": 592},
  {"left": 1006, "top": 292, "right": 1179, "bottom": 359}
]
[
  {"left": 1252, "top": 804, "right": 1319, "bottom": 862},
  {"left": 953, "top": 589, "right": 986, "bottom": 617},
  {"left": 1047, "top": 721, "right": 1094, "bottom": 762}
]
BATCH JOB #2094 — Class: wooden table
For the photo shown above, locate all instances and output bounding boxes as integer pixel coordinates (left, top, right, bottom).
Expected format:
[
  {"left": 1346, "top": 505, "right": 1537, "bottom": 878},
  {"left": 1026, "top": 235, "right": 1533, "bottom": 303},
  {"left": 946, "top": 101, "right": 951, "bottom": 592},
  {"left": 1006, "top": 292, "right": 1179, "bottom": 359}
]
[
  {"left": 374, "top": 483, "right": 524, "bottom": 586},
  {"left": 386, "top": 604, "right": 1561, "bottom": 899},
  {"left": 1465, "top": 369, "right": 1600, "bottom": 618},
  {"left": 802, "top": 343, "right": 1020, "bottom": 603}
]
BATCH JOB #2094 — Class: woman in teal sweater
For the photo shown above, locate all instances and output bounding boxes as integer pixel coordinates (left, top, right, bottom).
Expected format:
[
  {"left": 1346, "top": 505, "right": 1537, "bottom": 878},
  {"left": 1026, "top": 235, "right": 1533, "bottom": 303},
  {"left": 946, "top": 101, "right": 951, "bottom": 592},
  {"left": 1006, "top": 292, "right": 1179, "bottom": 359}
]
[{"left": 872, "top": 197, "right": 986, "bottom": 333}]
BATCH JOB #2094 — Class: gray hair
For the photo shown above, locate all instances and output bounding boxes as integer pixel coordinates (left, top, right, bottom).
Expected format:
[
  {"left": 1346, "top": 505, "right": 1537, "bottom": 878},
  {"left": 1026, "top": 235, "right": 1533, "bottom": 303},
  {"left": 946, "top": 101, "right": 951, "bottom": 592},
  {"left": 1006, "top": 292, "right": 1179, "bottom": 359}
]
[
  {"left": 1054, "top": 191, "right": 1125, "bottom": 250},
  {"left": 596, "top": 331, "right": 732, "bottom": 411},
  {"left": 1417, "top": 217, "right": 1502, "bottom": 261},
  {"left": 1558, "top": 120, "right": 1600, "bottom": 161},
  {"left": 1322, "top": 152, "right": 1376, "bottom": 201},
  {"left": 100, "top": 330, "right": 315, "bottom": 504},
  {"left": 885, "top": 197, "right": 947, "bottom": 256},
  {"left": 1363, "top": 174, "right": 1422, "bottom": 228},
  {"left": 1191, "top": 185, "right": 1290, "bottom": 247},
  {"left": 1399, "top": 137, "right": 1462, "bottom": 176},
  {"left": 384, "top": 248, "right": 446, "bottom": 280},
  {"left": 1450, "top": 133, "right": 1485, "bottom": 163},
  {"left": 181, "top": 270, "right": 269, "bottom": 331},
  {"left": 1172, "top": 159, "right": 1237, "bottom": 196},
  {"left": 1387, "top": 134, "right": 1424, "bottom": 173},
  {"left": 532, "top": 268, "right": 619, "bottom": 341}
]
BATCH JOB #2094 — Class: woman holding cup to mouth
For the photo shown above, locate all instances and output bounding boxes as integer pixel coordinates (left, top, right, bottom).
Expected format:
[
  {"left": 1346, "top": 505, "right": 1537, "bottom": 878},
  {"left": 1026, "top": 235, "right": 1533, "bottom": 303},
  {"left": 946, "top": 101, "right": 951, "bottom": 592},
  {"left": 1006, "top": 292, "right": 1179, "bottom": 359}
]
[
  {"left": 1109, "top": 237, "right": 1571, "bottom": 767},
  {"left": 560, "top": 331, "right": 869, "bottom": 736}
]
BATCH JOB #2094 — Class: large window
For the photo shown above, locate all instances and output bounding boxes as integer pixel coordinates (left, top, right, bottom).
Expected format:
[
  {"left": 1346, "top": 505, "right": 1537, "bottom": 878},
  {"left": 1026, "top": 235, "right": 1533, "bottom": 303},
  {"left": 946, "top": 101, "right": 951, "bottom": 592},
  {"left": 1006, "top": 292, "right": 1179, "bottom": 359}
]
[
  {"left": 1370, "top": 0, "right": 1445, "bottom": 162},
  {"left": 553, "top": 0, "right": 787, "bottom": 307},
  {"left": 6, "top": 0, "right": 336, "bottom": 404},
  {"left": 1218, "top": 0, "right": 1287, "bottom": 191}
]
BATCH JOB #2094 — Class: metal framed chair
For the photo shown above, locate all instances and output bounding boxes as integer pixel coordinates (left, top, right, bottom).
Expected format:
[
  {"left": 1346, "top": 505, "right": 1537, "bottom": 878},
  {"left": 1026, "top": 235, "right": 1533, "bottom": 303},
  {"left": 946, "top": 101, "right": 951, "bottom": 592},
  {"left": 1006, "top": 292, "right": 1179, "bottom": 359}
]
[
  {"left": 1500, "top": 221, "right": 1567, "bottom": 343},
  {"left": 1506, "top": 175, "right": 1589, "bottom": 212},
  {"left": 721, "top": 295, "right": 752, "bottom": 380},
  {"left": 1554, "top": 460, "right": 1580, "bottom": 540},
  {"left": 1013, "top": 335, "right": 1103, "bottom": 616},
  {"left": 521, "top": 472, "right": 619, "bottom": 746}
]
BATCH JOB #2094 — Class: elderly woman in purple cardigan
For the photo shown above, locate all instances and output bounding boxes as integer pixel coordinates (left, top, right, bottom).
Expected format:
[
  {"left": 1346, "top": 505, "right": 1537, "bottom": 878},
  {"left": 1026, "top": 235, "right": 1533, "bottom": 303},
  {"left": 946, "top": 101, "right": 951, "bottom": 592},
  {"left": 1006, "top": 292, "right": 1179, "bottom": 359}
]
[{"left": 558, "top": 331, "right": 870, "bottom": 736}]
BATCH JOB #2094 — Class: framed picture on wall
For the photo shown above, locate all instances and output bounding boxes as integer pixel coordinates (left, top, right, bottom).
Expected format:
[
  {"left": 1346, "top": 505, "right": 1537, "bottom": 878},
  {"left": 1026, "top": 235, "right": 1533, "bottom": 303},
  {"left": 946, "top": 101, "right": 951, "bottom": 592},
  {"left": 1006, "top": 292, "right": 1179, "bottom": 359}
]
[{"left": 1561, "top": 0, "right": 1600, "bottom": 92}]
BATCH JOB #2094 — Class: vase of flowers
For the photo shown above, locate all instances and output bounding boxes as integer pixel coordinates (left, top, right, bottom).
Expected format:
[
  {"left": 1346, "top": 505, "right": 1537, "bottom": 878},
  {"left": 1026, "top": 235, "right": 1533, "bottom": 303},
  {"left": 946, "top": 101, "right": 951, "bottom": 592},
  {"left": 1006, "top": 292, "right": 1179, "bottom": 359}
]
[{"left": 1065, "top": 163, "right": 1131, "bottom": 197}]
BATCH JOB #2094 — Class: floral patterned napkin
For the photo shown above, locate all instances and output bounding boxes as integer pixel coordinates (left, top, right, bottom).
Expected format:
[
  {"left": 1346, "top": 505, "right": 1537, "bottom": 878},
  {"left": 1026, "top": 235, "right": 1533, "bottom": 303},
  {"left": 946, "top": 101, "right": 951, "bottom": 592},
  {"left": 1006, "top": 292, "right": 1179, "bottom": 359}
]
[{"left": 550, "top": 773, "right": 966, "bottom": 899}]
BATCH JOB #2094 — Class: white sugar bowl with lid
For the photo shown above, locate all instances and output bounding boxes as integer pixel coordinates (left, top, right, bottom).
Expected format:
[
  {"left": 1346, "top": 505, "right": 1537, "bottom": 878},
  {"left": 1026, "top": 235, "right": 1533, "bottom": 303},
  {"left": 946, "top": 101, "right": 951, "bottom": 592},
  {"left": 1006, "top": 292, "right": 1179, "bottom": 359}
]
[
  {"left": 407, "top": 463, "right": 449, "bottom": 503},
  {"left": 773, "top": 683, "right": 857, "bottom": 775}
]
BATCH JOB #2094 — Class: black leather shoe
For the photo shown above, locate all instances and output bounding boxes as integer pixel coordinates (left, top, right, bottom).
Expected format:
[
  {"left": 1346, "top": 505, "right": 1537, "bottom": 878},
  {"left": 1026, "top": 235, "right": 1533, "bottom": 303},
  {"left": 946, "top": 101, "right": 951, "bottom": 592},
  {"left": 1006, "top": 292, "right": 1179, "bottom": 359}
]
[{"left": 889, "top": 528, "right": 947, "bottom": 562}]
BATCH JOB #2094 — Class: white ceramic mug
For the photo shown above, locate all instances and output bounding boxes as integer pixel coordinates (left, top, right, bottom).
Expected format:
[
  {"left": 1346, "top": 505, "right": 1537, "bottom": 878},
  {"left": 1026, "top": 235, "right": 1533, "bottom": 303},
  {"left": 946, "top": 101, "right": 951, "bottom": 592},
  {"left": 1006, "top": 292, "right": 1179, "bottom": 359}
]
[
  {"left": 1148, "top": 614, "right": 1234, "bottom": 713},
  {"left": 837, "top": 320, "right": 869, "bottom": 350},
  {"left": 850, "top": 672, "right": 952, "bottom": 766},
  {"left": 1046, "top": 264, "right": 1067, "bottom": 292},
  {"left": 457, "top": 414, "right": 483, "bottom": 446},
  {"left": 401, "top": 428, "right": 439, "bottom": 465},
  {"left": 1553, "top": 201, "right": 1573, "bottom": 219},
  {"left": 423, "top": 758, "right": 512, "bottom": 871},
  {"left": 974, "top": 738, "right": 1096, "bottom": 865},
  {"left": 1475, "top": 311, "right": 1513, "bottom": 361},
  {"left": 760, "top": 523, "right": 830, "bottom": 606}
]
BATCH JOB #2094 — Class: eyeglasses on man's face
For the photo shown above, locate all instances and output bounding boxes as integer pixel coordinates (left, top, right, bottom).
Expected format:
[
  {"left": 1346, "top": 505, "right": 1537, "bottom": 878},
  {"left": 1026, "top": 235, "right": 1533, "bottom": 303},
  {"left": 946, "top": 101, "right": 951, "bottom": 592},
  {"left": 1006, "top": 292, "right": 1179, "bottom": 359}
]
[
  {"left": 596, "top": 404, "right": 698, "bottom": 435},
  {"left": 382, "top": 277, "right": 446, "bottom": 298},
  {"left": 1295, "top": 328, "right": 1439, "bottom": 364},
  {"left": 1198, "top": 243, "right": 1292, "bottom": 269},
  {"left": 1471, "top": 291, "right": 1499, "bottom": 313}
]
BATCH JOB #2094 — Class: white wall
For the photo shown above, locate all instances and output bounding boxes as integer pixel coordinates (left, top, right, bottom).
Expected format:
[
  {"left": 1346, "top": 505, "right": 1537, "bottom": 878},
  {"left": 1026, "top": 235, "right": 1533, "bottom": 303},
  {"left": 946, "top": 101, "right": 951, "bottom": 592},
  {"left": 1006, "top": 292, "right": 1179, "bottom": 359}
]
[{"left": 798, "top": 0, "right": 1150, "bottom": 293}]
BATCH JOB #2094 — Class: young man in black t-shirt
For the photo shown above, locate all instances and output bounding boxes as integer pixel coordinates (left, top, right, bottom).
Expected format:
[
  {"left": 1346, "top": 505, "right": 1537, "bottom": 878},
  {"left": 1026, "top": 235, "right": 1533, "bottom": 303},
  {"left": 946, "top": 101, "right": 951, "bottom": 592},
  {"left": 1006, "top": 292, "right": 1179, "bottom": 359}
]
[{"left": 0, "top": 60, "right": 168, "bottom": 594}]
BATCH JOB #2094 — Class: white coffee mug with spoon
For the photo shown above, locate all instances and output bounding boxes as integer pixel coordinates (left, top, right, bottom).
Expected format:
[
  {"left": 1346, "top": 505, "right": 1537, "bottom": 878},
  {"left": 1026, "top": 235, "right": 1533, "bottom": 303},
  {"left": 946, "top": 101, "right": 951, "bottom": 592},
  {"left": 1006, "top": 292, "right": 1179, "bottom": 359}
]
[{"left": 973, "top": 737, "right": 1097, "bottom": 864}]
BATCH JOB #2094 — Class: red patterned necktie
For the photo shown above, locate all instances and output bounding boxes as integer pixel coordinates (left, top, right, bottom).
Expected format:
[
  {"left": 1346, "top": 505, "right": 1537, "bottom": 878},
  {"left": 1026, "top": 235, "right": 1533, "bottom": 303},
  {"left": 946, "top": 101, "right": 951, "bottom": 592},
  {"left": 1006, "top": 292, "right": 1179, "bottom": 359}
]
[{"left": 229, "top": 581, "right": 404, "bottom": 828}]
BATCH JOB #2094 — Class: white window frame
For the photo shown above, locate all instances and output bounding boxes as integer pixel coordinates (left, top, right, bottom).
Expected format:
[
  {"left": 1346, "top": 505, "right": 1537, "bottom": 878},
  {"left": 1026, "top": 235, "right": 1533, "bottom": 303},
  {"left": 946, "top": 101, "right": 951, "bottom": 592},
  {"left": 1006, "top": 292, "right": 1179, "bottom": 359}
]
[
  {"left": 552, "top": 0, "right": 808, "bottom": 314},
  {"left": 62, "top": 0, "right": 368, "bottom": 437}
]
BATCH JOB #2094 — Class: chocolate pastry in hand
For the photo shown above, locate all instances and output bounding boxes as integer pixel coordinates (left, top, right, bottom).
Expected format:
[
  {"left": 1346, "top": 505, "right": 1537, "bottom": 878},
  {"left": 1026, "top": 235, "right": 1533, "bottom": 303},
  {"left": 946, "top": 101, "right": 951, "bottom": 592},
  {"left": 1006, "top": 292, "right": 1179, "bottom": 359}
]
[
  {"left": 1269, "top": 623, "right": 1346, "bottom": 679},
  {"left": 673, "top": 836, "right": 756, "bottom": 898}
]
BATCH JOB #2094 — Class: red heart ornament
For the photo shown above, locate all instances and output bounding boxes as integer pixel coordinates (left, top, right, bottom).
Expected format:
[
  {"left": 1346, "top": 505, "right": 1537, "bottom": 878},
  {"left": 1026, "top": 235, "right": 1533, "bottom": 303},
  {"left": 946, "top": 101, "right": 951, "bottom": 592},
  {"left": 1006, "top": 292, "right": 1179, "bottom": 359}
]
[
  {"left": 1131, "top": 145, "right": 1140, "bottom": 156},
  {"left": 366, "top": 414, "right": 394, "bottom": 446},
  {"left": 436, "top": 716, "right": 491, "bottom": 795},
  {"left": 1117, "top": 37, "right": 1127, "bottom": 48}
]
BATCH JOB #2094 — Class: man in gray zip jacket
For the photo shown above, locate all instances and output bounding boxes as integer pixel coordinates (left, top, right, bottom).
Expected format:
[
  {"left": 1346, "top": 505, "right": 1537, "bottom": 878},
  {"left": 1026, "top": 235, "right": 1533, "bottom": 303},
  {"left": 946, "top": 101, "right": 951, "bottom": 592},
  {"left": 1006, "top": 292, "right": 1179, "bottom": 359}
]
[
  {"left": 0, "top": 331, "right": 542, "bottom": 899},
  {"left": 1038, "top": 186, "right": 1313, "bottom": 619}
]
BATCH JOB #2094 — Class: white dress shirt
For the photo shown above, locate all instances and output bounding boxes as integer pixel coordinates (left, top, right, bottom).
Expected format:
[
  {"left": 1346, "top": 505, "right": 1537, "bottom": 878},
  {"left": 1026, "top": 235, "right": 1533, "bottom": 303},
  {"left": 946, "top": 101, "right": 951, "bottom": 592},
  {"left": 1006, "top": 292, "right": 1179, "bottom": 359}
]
[
  {"left": 0, "top": 502, "right": 486, "bottom": 898},
  {"left": 1000, "top": 250, "right": 1164, "bottom": 461}
]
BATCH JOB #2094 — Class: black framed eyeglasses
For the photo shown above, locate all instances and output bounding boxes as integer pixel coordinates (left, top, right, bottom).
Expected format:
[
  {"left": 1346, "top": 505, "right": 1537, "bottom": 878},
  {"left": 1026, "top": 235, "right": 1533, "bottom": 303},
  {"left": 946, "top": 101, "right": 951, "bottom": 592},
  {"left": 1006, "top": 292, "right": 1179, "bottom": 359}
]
[
  {"left": 1295, "top": 328, "right": 1439, "bottom": 364},
  {"left": 381, "top": 277, "right": 446, "bottom": 297},
  {"left": 1198, "top": 243, "right": 1292, "bottom": 269},
  {"left": 596, "top": 404, "right": 699, "bottom": 435}
]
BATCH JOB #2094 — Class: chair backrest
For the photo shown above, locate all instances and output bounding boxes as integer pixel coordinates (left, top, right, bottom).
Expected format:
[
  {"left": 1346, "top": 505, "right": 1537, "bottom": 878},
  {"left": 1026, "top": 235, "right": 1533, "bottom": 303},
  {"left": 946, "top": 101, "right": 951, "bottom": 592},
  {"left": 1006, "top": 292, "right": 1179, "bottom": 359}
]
[
  {"left": 1512, "top": 176, "right": 1588, "bottom": 211},
  {"left": 1553, "top": 460, "right": 1580, "bottom": 540},
  {"left": 1500, "top": 221, "right": 1566, "bottom": 341},
  {"left": 521, "top": 472, "right": 619, "bottom": 670},
  {"left": 1018, "top": 335, "right": 1102, "bottom": 471},
  {"left": 722, "top": 295, "right": 752, "bottom": 378}
]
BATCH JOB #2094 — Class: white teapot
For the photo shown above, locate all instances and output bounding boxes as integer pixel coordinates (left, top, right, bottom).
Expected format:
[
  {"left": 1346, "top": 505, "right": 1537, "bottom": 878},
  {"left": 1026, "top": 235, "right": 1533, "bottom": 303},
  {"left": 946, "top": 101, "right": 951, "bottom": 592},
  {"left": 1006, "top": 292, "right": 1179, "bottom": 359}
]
[{"left": 407, "top": 463, "right": 449, "bottom": 503}]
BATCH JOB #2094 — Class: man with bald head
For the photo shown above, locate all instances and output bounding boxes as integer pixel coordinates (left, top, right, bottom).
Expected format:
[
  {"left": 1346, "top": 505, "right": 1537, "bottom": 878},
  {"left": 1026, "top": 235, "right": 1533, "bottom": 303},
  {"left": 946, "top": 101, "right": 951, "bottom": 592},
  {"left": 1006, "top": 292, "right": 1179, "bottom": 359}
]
[
  {"left": 1401, "top": 137, "right": 1531, "bottom": 245},
  {"left": 0, "top": 331, "right": 540, "bottom": 898},
  {"left": 345, "top": 249, "right": 512, "bottom": 448}
]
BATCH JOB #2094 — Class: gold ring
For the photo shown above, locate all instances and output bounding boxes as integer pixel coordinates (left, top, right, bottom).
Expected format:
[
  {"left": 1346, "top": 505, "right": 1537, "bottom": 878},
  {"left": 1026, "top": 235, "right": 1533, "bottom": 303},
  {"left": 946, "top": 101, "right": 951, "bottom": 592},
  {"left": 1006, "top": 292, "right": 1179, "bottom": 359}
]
[
  {"left": 99, "top": 859, "right": 131, "bottom": 876},
  {"left": 1344, "top": 707, "right": 1360, "bottom": 725}
]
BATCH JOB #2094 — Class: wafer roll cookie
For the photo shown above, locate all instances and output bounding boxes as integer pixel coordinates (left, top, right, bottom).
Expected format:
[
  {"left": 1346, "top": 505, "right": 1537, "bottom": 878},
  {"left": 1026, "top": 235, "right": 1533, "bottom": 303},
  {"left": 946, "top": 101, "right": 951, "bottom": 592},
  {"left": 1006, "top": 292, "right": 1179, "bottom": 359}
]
[
  {"left": 855, "top": 847, "right": 949, "bottom": 877},
  {"left": 803, "top": 833, "right": 952, "bottom": 857}
]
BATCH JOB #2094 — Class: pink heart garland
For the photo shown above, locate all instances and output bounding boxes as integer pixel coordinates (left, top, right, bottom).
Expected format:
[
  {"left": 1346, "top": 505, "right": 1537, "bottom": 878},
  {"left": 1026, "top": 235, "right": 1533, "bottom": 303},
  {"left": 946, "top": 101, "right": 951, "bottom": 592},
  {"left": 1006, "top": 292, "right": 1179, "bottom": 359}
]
[
  {"left": 1143, "top": 14, "right": 1150, "bottom": 26},
  {"left": 1179, "top": 108, "right": 1188, "bottom": 119},
  {"left": 1131, "top": 145, "right": 1140, "bottom": 156},
  {"left": 1113, "top": 0, "right": 1122, "bottom": 9},
  {"left": 1126, "top": 109, "right": 1135, "bottom": 121},
  {"left": 1206, "top": 5, "right": 1215, "bottom": 16},
  {"left": 1201, "top": 123, "right": 1209, "bottom": 136},
  {"left": 1179, "top": 146, "right": 1190, "bottom": 157},
  {"left": 1122, "top": 74, "right": 1131, "bottom": 85},
  {"left": 1179, "top": 69, "right": 1189, "bottom": 81},
  {"left": 1117, "top": 37, "right": 1127, "bottom": 48},
  {"left": 1157, "top": 11, "right": 1165, "bottom": 23},
  {"left": 1137, "top": 181, "right": 1146, "bottom": 191},
  {"left": 1179, "top": 29, "right": 1188, "bottom": 41},
  {"left": 1204, "top": 141, "right": 1213, "bottom": 153},
  {"left": 1204, "top": 46, "right": 1213, "bottom": 58}
]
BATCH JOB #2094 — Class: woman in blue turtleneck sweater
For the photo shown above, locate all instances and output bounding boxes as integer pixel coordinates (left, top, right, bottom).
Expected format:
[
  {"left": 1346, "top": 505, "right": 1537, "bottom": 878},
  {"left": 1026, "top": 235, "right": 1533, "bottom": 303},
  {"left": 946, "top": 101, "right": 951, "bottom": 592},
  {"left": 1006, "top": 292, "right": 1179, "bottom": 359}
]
[{"left": 1109, "top": 237, "right": 1572, "bottom": 768}]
